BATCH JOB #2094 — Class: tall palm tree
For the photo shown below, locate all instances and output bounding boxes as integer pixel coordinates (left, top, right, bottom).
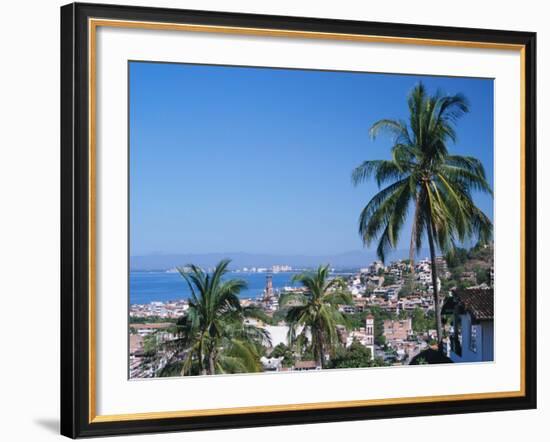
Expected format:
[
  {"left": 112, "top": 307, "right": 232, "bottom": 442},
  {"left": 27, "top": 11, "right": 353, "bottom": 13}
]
[
  {"left": 169, "top": 259, "right": 271, "bottom": 375},
  {"left": 351, "top": 83, "right": 492, "bottom": 347},
  {"left": 280, "top": 265, "right": 352, "bottom": 368}
]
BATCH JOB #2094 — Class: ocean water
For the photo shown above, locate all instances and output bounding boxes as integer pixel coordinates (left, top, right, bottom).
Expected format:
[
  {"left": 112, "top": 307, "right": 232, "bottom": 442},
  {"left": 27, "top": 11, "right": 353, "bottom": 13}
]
[{"left": 129, "top": 271, "right": 300, "bottom": 305}]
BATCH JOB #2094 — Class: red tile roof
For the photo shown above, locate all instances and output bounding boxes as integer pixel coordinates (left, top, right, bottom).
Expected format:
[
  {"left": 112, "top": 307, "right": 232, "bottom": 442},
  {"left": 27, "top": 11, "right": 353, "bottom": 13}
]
[
  {"left": 294, "top": 360, "right": 318, "bottom": 369},
  {"left": 452, "top": 288, "right": 494, "bottom": 320}
]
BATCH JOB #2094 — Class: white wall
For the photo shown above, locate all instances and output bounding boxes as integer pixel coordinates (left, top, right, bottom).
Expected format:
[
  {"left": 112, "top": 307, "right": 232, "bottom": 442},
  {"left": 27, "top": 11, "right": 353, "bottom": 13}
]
[{"left": 0, "top": 0, "right": 547, "bottom": 441}]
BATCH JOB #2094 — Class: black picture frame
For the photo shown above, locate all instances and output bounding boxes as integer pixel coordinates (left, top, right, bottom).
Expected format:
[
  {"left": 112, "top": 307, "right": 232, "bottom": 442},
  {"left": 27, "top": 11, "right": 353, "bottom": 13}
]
[{"left": 61, "top": 2, "right": 537, "bottom": 438}]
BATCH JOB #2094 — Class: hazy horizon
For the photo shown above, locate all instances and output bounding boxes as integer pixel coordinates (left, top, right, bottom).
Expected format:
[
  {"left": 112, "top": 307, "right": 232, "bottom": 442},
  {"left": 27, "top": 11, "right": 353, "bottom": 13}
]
[{"left": 129, "top": 247, "right": 437, "bottom": 271}]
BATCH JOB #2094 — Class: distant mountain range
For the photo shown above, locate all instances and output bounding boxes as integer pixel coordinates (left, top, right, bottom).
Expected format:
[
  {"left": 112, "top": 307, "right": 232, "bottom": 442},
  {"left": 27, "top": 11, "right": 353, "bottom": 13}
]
[{"left": 130, "top": 248, "right": 430, "bottom": 271}]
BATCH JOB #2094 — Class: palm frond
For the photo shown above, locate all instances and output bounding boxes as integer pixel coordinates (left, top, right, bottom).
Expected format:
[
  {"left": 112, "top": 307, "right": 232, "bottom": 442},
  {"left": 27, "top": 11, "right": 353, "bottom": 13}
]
[
  {"left": 358, "top": 179, "right": 412, "bottom": 254},
  {"left": 369, "top": 118, "right": 412, "bottom": 146}
]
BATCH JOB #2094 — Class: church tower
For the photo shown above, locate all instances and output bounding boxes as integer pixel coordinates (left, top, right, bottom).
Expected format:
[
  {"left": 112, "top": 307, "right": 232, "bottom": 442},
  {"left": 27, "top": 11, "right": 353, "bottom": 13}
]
[
  {"left": 263, "top": 274, "right": 274, "bottom": 303},
  {"left": 365, "top": 314, "right": 375, "bottom": 360}
]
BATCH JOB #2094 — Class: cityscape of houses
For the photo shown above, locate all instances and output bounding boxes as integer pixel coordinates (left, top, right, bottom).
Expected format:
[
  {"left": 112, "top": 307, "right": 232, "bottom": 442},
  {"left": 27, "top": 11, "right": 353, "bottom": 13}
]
[{"left": 129, "top": 247, "right": 495, "bottom": 379}]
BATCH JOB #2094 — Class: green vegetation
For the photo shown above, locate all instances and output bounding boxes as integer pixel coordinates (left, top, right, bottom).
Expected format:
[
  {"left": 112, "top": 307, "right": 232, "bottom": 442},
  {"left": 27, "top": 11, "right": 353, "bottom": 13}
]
[
  {"left": 280, "top": 265, "right": 352, "bottom": 368},
  {"left": 158, "top": 361, "right": 184, "bottom": 377},
  {"left": 270, "top": 343, "right": 296, "bottom": 367},
  {"left": 475, "top": 268, "right": 490, "bottom": 285},
  {"left": 445, "top": 246, "right": 469, "bottom": 267},
  {"left": 411, "top": 307, "right": 436, "bottom": 334},
  {"left": 143, "top": 334, "right": 158, "bottom": 357},
  {"left": 329, "top": 340, "right": 385, "bottom": 369},
  {"left": 271, "top": 306, "right": 289, "bottom": 324},
  {"left": 382, "top": 274, "right": 397, "bottom": 286},
  {"left": 171, "top": 259, "right": 271, "bottom": 375},
  {"left": 442, "top": 243, "right": 494, "bottom": 291},
  {"left": 398, "top": 271, "right": 420, "bottom": 298},
  {"left": 351, "top": 82, "right": 493, "bottom": 347}
]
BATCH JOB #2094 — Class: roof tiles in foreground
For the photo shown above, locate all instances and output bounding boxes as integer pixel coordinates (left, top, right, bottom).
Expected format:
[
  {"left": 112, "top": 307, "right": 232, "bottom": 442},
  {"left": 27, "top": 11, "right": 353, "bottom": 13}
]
[{"left": 452, "top": 288, "right": 494, "bottom": 321}]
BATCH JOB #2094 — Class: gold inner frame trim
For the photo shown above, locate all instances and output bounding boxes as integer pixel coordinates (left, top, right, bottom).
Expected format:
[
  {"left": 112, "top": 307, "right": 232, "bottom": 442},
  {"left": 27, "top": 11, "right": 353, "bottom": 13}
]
[{"left": 88, "top": 17, "right": 527, "bottom": 424}]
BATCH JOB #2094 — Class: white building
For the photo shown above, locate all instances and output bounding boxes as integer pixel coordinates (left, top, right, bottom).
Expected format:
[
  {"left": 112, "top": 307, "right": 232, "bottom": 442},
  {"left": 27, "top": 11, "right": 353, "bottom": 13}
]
[
  {"left": 263, "top": 324, "right": 309, "bottom": 348},
  {"left": 272, "top": 264, "right": 292, "bottom": 273},
  {"left": 260, "top": 356, "right": 283, "bottom": 371}
]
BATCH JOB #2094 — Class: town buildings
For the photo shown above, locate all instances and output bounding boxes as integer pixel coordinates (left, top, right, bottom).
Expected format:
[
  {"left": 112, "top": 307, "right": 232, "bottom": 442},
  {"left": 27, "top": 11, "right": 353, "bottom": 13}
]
[
  {"left": 383, "top": 318, "right": 413, "bottom": 341},
  {"left": 128, "top": 254, "right": 493, "bottom": 377},
  {"left": 130, "top": 300, "right": 188, "bottom": 319}
]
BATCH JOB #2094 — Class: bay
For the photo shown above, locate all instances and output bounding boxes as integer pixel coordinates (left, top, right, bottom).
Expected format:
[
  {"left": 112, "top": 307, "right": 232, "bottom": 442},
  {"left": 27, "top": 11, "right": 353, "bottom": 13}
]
[{"left": 129, "top": 271, "right": 301, "bottom": 305}]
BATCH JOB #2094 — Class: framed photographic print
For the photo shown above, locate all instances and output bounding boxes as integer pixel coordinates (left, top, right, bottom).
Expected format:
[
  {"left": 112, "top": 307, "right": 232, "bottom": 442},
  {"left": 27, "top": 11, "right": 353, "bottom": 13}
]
[{"left": 60, "top": 2, "right": 537, "bottom": 438}]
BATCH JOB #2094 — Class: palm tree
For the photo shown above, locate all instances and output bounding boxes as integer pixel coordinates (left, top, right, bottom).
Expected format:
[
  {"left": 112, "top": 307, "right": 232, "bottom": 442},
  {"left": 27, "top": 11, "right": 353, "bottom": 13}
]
[
  {"left": 351, "top": 82, "right": 492, "bottom": 348},
  {"left": 280, "top": 265, "right": 352, "bottom": 368},
  {"left": 168, "top": 259, "right": 271, "bottom": 375}
]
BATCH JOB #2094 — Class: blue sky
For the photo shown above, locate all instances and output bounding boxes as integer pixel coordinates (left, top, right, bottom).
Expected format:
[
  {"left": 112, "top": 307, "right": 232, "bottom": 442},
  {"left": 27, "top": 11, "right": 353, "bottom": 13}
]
[{"left": 129, "top": 61, "right": 494, "bottom": 257}]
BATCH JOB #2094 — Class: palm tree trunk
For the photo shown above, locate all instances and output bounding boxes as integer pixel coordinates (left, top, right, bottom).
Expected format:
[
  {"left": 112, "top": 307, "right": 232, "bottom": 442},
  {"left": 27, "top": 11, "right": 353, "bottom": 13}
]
[
  {"left": 208, "top": 352, "right": 215, "bottom": 375},
  {"left": 426, "top": 217, "right": 443, "bottom": 349},
  {"left": 314, "top": 328, "right": 325, "bottom": 369},
  {"left": 200, "top": 345, "right": 208, "bottom": 376},
  {"left": 409, "top": 195, "right": 421, "bottom": 268}
]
